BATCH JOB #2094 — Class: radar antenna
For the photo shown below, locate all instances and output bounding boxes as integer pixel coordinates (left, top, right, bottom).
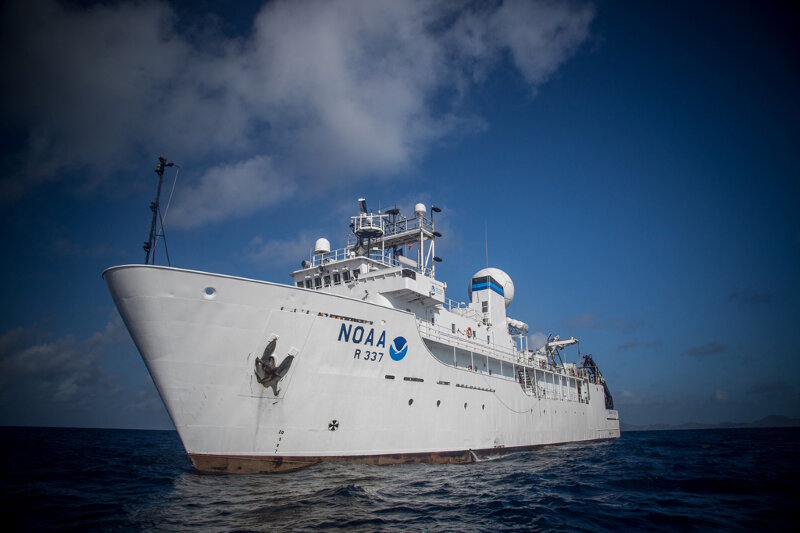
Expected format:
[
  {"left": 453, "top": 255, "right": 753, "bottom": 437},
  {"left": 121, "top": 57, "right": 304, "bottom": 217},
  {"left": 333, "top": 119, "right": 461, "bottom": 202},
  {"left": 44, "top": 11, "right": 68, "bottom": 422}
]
[{"left": 143, "top": 156, "right": 175, "bottom": 265}]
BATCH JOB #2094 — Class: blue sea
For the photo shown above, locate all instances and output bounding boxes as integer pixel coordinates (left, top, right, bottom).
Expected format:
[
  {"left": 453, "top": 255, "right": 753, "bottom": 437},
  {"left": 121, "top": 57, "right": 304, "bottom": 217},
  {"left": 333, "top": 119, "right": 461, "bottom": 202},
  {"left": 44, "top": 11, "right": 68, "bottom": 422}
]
[{"left": 1, "top": 427, "right": 797, "bottom": 531}]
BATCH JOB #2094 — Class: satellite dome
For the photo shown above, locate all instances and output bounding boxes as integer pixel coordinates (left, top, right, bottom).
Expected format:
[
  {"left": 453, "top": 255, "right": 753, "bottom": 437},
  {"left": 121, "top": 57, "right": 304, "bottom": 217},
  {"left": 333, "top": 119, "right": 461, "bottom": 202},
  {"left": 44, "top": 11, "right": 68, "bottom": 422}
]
[
  {"left": 468, "top": 267, "right": 515, "bottom": 308},
  {"left": 314, "top": 238, "right": 331, "bottom": 254},
  {"left": 414, "top": 203, "right": 426, "bottom": 216}
]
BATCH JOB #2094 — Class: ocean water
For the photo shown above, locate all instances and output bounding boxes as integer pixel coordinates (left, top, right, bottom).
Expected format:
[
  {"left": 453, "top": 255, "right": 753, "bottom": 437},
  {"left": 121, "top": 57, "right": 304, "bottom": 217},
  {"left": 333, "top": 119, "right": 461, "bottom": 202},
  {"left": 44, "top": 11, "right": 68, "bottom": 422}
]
[{"left": 1, "top": 427, "right": 797, "bottom": 531}]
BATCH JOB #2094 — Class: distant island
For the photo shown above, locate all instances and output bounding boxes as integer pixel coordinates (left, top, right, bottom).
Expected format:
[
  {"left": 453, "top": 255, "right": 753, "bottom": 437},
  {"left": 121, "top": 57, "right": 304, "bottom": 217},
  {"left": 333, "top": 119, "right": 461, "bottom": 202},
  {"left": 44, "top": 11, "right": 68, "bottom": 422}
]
[{"left": 621, "top": 415, "right": 800, "bottom": 432}]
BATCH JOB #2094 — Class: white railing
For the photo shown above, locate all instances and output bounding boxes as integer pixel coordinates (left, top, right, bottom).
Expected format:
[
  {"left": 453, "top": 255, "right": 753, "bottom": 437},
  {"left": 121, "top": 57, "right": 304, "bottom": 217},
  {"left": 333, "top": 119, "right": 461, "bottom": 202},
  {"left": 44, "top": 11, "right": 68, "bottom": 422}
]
[
  {"left": 309, "top": 246, "right": 356, "bottom": 266},
  {"left": 311, "top": 246, "right": 401, "bottom": 269},
  {"left": 310, "top": 245, "right": 436, "bottom": 277},
  {"left": 417, "top": 318, "right": 591, "bottom": 403},
  {"left": 350, "top": 212, "right": 433, "bottom": 239},
  {"left": 384, "top": 215, "right": 433, "bottom": 236},
  {"left": 443, "top": 298, "right": 482, "bottom": 321},
  {"left": 444, "top": 297, "right": 465, "bottom": 310},
  {"left": 416, "top": 319, "right": 524, "bottom": 365}
]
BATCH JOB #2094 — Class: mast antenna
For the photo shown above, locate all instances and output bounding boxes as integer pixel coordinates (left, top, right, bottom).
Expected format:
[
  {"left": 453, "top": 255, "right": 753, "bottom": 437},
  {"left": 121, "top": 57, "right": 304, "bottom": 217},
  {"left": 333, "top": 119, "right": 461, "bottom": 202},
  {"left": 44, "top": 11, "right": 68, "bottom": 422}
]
[{"left": 143, "top": 156, "right": 175, "bottom": 266}]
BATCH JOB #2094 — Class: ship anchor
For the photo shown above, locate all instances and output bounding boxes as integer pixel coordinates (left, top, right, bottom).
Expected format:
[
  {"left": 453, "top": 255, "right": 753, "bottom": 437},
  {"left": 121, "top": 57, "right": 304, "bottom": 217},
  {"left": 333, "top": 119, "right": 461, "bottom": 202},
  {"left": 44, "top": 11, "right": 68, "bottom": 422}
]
[{"left": 254, "top": 336, "right": 294, "bottom": 395}]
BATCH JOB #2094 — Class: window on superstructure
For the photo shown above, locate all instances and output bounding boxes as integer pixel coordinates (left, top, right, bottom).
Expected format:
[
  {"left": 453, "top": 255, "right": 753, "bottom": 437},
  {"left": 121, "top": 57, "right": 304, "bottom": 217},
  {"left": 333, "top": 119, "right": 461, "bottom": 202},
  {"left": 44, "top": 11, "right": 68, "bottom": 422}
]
[
  {"left": 451, "top": 323, "right": 455, "bottom": 333},
  {"left": 487, "top": 335, "right": 491, "bottom": 345},
  {"left": 482, "top": 301, "right": 488, "bottom": 313},
  {"left": 343, "top": 270, "right": 351, "bottom": 282},
  {"left": 314, "top": 277, "right": 321, "bottom": 288},
  {"left": 296, "top": 281, "right": 303, "bottom": 287},
  {"left": 333, "top": 273, "right": 341, "bottom": 285},
  {"left": 304, "top": 279, "right": 312, "bottom": 288},
  {"left": 324, "top": 275, "right": 331, "bottom": 287},
  {"left": 431, "top": 316, "right": 435, "bottom": 325}
]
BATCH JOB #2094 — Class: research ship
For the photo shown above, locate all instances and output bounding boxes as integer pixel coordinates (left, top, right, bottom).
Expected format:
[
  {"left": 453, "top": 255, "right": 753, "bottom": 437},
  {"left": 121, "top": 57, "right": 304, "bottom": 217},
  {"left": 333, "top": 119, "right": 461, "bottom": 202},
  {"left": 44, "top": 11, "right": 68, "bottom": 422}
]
[{"left": 105, "top": 168, "right": 619, "bottom": 472}]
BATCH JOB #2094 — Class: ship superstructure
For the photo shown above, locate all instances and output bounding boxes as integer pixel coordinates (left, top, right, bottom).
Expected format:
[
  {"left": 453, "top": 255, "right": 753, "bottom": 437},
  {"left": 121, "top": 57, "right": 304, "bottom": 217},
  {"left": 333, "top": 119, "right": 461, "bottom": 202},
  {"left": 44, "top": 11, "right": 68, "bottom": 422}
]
[{"left": 105, "top": 196, "right": 619, "bottom": 473}]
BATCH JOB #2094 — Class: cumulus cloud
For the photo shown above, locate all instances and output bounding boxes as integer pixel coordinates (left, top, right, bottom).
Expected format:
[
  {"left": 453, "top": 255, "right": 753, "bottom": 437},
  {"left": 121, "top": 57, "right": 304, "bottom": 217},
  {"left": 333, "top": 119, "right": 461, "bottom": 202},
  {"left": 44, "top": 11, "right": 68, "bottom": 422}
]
[
  {"left": 0, "top": 315, "right": 169, "bottom": 428},
  {"left": 1, "top": 0, "right": 594, "bottom": 227},
  {"left": 246, "top": 231, "right": 320, "bottom": 268},
  {"left": 167, "top": 156, "right": 295, "bottom": 228},
  {"left": 528, "top": 331, "right": 548, "bottom": 350},
  {"left": 0, "top": 318, "right": 125, "bottom": 404},
  {"left": 490, "top": 0, "right": 594, "bottom": 86}
]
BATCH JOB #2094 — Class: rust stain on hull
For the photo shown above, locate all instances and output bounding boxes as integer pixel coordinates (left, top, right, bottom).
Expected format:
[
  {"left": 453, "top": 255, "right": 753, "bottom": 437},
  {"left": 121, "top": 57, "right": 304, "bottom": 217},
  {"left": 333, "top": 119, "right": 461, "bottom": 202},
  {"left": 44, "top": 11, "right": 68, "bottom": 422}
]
[{"left": 189, "top": 438, "right": 615, "bottom": 474}]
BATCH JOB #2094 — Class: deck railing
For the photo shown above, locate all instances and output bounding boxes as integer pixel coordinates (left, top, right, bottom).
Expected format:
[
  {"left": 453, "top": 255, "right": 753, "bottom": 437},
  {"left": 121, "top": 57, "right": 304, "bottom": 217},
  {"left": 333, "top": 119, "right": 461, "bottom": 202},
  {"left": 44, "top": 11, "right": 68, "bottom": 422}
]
[
  {"left": 442, "top": 298, "right": 482, "bottom": 321},
  {"left": 309, "top": 245, "right": 435, "bottom": 277},
  {"left": 416, "top": 318, "right": 592, "bottom": 403},
  {"left": 415, "top": 319, "right": 524, "bottom": 365}
]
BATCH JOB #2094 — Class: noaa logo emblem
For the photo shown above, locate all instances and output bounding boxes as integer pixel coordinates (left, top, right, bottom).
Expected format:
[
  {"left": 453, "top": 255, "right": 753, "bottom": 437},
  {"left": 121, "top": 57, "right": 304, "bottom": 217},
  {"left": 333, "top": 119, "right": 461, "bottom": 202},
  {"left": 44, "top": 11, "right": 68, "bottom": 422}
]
[{"left": 389, "top": 336, "right": 408, "bottom": 361}]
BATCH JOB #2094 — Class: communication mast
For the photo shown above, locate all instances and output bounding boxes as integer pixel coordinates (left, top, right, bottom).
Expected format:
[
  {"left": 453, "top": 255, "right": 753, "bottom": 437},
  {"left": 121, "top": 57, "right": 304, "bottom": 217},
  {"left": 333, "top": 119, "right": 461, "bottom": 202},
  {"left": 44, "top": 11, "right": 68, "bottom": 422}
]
[{"left": 143, "top": 156, "right": 174, "bottom": 265}]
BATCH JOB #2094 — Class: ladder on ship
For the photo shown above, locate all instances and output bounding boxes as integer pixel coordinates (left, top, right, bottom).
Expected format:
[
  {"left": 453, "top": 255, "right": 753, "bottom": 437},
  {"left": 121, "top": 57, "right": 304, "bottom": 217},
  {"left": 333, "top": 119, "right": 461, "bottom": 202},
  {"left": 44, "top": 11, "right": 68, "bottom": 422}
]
[{"left": 517, "top": 367, "right": 534, "bottom": 394}]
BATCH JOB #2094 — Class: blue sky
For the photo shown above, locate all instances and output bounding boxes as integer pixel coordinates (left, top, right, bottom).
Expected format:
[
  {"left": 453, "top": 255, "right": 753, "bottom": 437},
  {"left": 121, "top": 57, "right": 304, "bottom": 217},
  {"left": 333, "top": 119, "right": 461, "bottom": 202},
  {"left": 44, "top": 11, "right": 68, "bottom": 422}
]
[{"left": 1, "top": 0, "right": 798, "bottom": 429}]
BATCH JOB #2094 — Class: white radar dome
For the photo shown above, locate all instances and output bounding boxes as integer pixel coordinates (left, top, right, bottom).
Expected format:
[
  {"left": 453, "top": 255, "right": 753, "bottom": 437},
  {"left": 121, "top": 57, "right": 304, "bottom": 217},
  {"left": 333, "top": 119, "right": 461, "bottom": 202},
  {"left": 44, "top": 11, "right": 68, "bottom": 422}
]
[
  {"left": 314, "top": 237, "right": 331, "bottom": 254},
  {"left": 468, "top": 267, "right": 515, "bottom": 308},
  {"left": 414, "top": 203, "right": 426, "bottom": 216}
]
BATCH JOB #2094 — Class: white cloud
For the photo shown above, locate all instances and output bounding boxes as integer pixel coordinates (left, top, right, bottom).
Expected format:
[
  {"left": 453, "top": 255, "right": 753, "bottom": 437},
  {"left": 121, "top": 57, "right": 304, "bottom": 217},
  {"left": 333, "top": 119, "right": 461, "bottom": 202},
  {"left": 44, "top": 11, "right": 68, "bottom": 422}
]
[
  {"left": 246, "top": 232, "right": 319, "bottom": 268},
  {"left": 167, "top": 156, "right": 294, "bottom": 229},
  {"left": 1, "top": 0, "right": 594, "bottom": 227},
  {"left": 491, "top": 0, "right": 594, "bottom": 87},
  {"left": 528, "top": 331, "right": 547, "bottom": 350}
]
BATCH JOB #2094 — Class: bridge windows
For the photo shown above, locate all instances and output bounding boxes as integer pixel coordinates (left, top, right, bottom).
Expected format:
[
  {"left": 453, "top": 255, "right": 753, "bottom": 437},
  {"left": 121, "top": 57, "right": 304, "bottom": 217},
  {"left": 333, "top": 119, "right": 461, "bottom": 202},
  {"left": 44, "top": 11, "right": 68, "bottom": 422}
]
[
  {"left": 333, "top": 273, "right": 341, "bottom": 285},
  {"left": 314, "top": 277, "right": 321, "bottom": 288},
  {"left": 324, "top": 275, "right": 331, "bottom": 287}
]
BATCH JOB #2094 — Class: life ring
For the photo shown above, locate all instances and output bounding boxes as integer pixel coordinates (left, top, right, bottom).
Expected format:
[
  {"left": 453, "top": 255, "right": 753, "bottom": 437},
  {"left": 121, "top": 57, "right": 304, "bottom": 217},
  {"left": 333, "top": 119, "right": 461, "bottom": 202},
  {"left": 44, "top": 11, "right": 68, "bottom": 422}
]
[{"left": 466, "top": 327, "right": 472, "bottom": 338}]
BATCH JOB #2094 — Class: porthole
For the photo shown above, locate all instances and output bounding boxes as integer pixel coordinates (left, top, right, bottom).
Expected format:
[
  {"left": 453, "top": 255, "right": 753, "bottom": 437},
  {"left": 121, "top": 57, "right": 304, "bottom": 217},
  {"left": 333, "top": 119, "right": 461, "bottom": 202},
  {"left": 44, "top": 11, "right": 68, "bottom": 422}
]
[
  {"left": 436, "top": 400, "right": 441, "bottom": 407},
  {"left": 408, "top": 399, "right": 414, "bottom": 406},
  {"left": 203, "top": 287, "right": 216, "bottom": 299},
  {"left": 464, "top": 402, "right": 468, "bottom": 409},
  {"left": 482, "top": 404, "right": 485, "bottom": 410}
]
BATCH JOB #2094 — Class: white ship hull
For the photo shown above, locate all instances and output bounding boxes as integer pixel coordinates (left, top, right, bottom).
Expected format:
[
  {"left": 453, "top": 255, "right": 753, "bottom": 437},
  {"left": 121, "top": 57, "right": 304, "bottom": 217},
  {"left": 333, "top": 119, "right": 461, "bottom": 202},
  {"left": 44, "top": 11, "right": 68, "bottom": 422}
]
[{"left": 105, "top": 264, "right": 620, "bottom": 473}]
